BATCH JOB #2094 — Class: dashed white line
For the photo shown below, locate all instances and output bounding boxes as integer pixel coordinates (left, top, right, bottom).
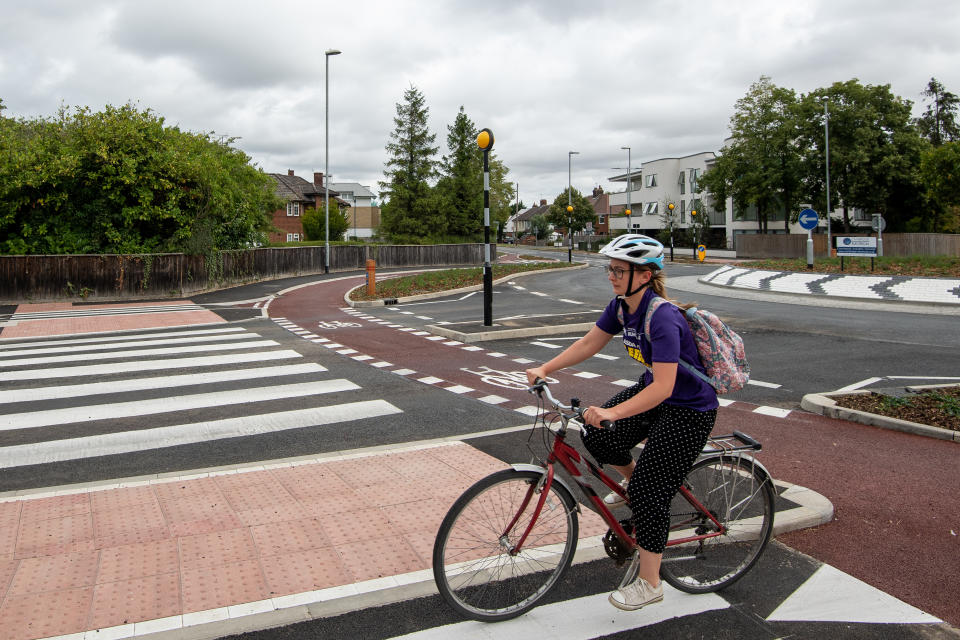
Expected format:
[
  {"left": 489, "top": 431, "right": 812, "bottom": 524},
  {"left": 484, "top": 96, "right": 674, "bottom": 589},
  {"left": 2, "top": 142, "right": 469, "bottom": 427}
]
[
  {"left": 753, "top": 406, "right": 792, "bottom": 418},
  {"left": 417, "top": 376, "right": 443, "bottom": 384},
  {"left": 573, "top": 372, "right": 601, "bottom": 379}
]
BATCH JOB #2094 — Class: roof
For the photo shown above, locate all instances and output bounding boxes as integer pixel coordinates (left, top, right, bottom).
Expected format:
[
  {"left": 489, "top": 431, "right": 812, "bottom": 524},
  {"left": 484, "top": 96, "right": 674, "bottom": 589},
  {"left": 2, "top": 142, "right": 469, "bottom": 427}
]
[
  {"left": 513, "top": 203, "right": 551, "bottom": 222},
  {"left": 267, "top": 173, "right": 342, "bottom": 202},
  {"left": 328, "top": 183, "right": 376, "bottom": 199}
]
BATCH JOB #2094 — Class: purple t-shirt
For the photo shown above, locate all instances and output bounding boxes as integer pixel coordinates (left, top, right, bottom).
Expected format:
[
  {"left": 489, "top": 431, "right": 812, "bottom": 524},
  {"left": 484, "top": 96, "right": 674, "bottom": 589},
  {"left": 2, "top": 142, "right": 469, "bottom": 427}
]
[{"left": 596, "top": 288, "right": 718, "bottom": 411}]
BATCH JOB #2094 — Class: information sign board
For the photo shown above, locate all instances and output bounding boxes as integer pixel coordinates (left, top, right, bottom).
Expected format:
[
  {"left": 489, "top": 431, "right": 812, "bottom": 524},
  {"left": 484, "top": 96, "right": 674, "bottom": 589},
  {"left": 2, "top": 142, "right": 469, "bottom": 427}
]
[{"left": 836, "top": 236, "right": 877, "bottom": 257}]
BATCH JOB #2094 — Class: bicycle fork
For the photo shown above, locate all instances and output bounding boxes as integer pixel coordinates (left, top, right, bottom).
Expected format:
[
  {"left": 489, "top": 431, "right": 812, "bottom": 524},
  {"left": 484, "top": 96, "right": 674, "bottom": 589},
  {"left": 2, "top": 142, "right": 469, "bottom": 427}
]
[{"left": 501, "top": 465, "right": 557, "bottom": 555}]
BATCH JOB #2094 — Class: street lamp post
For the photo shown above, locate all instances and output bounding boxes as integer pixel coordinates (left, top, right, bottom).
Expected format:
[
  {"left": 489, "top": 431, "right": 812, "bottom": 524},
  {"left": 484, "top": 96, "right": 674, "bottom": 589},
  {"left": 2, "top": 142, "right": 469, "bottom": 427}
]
[
  {"left": 323, "top": 48, "right": 341, "bottom": 274},
  {"left": 823, "top": 97, "right": 832, "bottom": 258},
  {"left": 621, "top": 147, "right": 632, "bottom": 233},
  {"left": 567, "top": 151, "right": 579, "bottom": 263}
]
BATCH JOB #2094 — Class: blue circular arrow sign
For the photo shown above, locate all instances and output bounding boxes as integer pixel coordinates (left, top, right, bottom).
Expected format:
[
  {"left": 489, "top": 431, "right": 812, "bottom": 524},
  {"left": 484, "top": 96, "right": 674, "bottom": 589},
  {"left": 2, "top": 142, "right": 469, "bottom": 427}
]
[{"left": 798, "top": 208, "right": 819, "bottom": 230}]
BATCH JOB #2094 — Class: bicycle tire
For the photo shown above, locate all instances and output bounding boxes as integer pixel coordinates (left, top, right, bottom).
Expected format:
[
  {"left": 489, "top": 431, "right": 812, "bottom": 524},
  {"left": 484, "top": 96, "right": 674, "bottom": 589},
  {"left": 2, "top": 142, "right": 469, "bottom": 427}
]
[
  {"left": 432, "top": 468, "right": 579, "bottom": 622},
  {"left": 659, "top": 455, "right": 775, "bottom": 594}
]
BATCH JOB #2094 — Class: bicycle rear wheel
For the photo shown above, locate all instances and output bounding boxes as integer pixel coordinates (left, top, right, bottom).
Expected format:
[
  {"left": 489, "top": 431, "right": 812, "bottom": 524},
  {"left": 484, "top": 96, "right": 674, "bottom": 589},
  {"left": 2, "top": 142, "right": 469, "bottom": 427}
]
[
  {"left": 432, "top": 469, "right": 579, "bottom": 622},
  {"left": 660, "top": 455, "right": 775, "bottom": 593}
]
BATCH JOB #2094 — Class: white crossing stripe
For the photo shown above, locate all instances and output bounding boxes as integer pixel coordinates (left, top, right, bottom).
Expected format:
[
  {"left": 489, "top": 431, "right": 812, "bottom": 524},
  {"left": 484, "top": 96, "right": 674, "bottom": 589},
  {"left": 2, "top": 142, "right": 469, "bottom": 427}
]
[
  {"left": 390, "top": 587, "right": 726, "bottom": 640},
  {"left": 0, "top": 401, "right": 402, "bottom": 468},
  {"left": 0, "top": 380, "right": 360, "bottom": 431},
  {"left": 573, "top": 371, "right": 601, "bottom": 379},
  {"left": 0, "top": 364, "right": 327, "bottom": 405},
  {"left": 0, "top": 332, "right": 261, "bottom": 358},
  {"left": 479, "top": 395, "right": 508, "bottom": 405},
  {"left": 0, "top": 350, "right": 302, "bottom": 382},
  {"left": 0, "top": 327, "right": 245, "bottom": 350},
  {"left": 592, "top": 353, "right": 618, "bottom": 360},
  {"left": 0, "top": 340, "right": 280, "bottom": 368}
]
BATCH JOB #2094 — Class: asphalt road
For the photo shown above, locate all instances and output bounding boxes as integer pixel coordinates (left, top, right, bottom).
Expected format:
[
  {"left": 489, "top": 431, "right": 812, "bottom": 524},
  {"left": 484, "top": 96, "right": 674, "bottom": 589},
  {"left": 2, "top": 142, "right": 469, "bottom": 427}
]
[{"left": 2, "top": 259, "right": 957, "bottom": 638}]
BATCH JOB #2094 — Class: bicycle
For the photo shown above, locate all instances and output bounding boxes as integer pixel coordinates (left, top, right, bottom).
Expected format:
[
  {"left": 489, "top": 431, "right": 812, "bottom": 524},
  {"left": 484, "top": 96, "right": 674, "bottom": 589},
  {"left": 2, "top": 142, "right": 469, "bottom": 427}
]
[{"left": 432, "top": 379, "right": 776, "bottom": 622}]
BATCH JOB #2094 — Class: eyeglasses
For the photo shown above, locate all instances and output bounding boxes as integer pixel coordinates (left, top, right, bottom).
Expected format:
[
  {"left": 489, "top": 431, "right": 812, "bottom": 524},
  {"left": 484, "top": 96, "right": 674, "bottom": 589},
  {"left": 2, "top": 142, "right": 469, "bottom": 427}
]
[{"left": 605, "top": 265, "right": 633, "bottom": 279}]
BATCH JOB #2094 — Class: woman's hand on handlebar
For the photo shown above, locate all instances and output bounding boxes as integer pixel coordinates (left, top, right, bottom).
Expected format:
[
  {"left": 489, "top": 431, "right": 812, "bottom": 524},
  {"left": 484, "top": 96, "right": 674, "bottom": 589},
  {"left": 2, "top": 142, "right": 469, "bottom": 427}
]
[
  {"left": 525, "top": 367, "right": 547, "bottom": 386},
  {"left": 583, "top": 405, "right": 617, "bottom": 429}
]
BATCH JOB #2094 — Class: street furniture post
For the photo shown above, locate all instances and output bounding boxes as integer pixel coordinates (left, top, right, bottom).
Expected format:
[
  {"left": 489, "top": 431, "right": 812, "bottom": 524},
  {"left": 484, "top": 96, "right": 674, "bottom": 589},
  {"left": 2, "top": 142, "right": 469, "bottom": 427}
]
[{"left": 477, "top": 128, "right": 495, "bottom": 326}]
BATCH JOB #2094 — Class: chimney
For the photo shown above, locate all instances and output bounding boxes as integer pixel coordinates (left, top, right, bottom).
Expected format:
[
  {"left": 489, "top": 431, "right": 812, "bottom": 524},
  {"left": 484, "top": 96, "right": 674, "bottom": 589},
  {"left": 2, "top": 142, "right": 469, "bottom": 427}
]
[
  {"left": 540, "top": 199, "right": 547, "bottom": 206},
  {"left": 314, "top": 172, "right": 324, "bottom": 186},
  {"left": 287, "top": 169, "right": 295, "bottom": 176}
]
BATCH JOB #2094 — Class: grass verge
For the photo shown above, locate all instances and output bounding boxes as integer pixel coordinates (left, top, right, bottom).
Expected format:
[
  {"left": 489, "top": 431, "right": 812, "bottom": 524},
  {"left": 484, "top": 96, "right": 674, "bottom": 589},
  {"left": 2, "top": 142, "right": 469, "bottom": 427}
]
[{"left": 349, "top": 261, "right": 579, "bottom": 301}]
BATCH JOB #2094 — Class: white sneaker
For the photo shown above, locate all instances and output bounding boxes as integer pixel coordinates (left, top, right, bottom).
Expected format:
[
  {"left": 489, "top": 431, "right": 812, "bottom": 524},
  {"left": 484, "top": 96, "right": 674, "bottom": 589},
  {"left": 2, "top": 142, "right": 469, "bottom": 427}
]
[
  {"left": 608, "top": 577, "right": 664, "bottom": 611},
  {"left": 603, "top": 479, "right": 629, "bottom": 508}
]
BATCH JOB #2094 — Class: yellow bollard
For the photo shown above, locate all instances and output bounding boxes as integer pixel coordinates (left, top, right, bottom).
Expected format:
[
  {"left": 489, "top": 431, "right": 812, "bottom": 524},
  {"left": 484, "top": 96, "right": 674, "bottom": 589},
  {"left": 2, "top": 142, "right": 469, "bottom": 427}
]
[{"left": 366, "top": 259, "right": 376, "bottom": 295}]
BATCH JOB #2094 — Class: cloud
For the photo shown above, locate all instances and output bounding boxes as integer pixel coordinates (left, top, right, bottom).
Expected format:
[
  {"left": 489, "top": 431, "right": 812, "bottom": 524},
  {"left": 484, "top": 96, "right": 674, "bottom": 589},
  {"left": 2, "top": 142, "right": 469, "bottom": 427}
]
[{"left": 1, "top": 0, "right": 958, "bottom": 206}]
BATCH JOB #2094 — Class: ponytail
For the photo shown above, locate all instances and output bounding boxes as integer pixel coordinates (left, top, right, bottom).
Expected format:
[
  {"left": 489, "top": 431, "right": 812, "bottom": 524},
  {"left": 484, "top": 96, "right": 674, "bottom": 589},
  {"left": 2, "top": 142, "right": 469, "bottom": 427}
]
[{"left": 644, "top": 268, "right": 696, "bottom": 311}]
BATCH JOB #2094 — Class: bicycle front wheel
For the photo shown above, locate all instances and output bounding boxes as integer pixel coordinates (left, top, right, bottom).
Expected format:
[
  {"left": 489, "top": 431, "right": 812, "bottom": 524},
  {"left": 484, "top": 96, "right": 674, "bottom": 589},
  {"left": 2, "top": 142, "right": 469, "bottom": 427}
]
[
  {"left": 432, "top": 469, "right": 579, "bottom": 622},
  {"left": 660, "top": 455, "right": 775, "bottom": 593}
]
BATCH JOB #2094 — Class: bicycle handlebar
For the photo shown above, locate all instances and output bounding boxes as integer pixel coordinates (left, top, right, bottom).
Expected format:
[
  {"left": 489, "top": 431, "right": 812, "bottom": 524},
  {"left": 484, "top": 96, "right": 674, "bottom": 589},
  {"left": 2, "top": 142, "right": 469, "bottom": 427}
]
[{"left": 528, "top": 378, "right": 615, "bottom": 430}]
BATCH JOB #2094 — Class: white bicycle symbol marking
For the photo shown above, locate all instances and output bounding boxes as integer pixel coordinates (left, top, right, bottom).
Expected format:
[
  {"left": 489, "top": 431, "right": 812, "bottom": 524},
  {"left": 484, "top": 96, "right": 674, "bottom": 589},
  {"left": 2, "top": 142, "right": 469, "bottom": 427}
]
[
  {"left": 460, "top": 366, "right": 557, "bottom": 390},
  {"left": 317, "top": 320, "right": 362, "bottom": 329}
]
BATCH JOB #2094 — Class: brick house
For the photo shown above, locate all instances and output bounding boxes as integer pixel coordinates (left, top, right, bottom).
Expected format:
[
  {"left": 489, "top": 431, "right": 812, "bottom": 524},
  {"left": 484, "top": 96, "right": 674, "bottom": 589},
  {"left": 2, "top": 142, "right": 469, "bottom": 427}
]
[
  {"left": 587, "top": 186, "right": 610, "bottom": 235},
  {"left": 267, "top": 171, "right": 347, "bottom": 243}
]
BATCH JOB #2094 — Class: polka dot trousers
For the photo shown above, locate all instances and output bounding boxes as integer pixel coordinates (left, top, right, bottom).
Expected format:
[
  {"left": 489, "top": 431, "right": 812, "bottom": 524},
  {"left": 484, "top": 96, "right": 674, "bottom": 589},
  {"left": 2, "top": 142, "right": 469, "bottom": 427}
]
[{"left": 581, "top": 383, "right": 717, "bottom": 554}]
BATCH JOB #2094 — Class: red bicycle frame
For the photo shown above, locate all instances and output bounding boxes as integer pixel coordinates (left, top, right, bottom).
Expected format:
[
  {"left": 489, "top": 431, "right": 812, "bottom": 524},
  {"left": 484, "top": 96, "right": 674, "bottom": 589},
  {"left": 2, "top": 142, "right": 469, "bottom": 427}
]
[{"left": 507, "top": 425, "right": 726, "bottom": 556}]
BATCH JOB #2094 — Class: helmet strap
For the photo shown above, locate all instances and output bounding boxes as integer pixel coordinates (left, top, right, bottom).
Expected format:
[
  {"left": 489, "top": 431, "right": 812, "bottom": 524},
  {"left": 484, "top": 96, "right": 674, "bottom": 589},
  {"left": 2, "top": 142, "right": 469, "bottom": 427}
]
[{"left": 624, "top": 269, "right": 648, "bottom": 297}]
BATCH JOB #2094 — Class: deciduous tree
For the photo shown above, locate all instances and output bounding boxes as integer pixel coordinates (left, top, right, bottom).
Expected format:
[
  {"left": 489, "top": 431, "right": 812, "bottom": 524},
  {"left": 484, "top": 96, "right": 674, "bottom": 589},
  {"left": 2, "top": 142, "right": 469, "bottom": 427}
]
[{"left": 0, "top": 102, "right": 279, "bottom": 255}]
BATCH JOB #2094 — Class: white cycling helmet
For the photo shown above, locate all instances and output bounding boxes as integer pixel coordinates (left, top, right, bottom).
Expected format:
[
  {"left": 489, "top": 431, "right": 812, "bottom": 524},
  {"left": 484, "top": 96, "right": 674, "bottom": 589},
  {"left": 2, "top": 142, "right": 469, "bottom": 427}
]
[{"left": 599, "top": 234, "right": 664, "bottom": 270}]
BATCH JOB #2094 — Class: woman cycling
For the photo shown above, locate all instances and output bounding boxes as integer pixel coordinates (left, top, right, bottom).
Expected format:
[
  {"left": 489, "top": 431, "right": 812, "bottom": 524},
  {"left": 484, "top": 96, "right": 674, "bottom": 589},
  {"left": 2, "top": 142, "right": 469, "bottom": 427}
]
[{"left": 525, "top": 234, "right": 718, "bottom": 612}]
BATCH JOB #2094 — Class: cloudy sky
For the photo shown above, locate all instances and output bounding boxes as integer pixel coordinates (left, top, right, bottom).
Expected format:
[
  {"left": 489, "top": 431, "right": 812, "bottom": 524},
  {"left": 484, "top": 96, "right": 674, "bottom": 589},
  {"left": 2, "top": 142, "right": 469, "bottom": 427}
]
[{"left": 2, "top": 0, "right": 957, "bottom": 207}]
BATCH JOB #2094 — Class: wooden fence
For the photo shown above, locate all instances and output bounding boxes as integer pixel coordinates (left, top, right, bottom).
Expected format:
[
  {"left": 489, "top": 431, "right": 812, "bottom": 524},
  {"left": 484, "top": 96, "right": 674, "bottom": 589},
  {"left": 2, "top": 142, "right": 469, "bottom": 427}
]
[
  {"left": 735, "top": 233, "right": 960, "bottom": 259},
  {"left": 0, "top": 244, "right": 491, "bottom": 302}
]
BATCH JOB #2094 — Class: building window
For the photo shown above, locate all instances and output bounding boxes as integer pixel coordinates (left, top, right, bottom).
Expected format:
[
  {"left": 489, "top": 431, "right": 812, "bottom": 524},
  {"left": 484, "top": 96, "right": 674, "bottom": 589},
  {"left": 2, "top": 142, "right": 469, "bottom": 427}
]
[
  {"left": 287, "top": 202, "right": 301, "bottom": 217},
  {"left": 680, "top": 199, "right": 686, "bottom": 224},
  {"left": 645, "top": 174, "right": 658, "bottom": 188},
  {"left": 643, "top": 202, "right": 658, "bottom": 215},
  {"left": 689, "top": 169, "right": 702, "bottom": 193},
  {"left": 678, "top": 172, "right": 685, "bottom": 194},
  {"left": 631, "top": 222, "right": 642, "bottom": 230},
  {"left": 598, "top": 215, "right": 605, "bottom": 224}
]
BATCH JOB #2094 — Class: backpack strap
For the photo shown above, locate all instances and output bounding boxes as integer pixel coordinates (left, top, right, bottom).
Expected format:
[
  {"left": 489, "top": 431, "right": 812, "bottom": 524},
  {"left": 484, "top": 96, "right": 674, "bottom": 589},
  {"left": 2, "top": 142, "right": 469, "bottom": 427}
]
[{"left": 642, "top": 297, "right": 715, "bottom": 387}]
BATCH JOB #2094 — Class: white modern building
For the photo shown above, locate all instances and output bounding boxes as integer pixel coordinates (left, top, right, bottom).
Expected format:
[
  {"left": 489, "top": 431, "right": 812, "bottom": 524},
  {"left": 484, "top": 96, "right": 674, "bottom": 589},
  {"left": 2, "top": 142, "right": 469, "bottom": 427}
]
[
  {"left": 328, "top": 182, "right": 380, "bottom": 239},
  {"left": 606, "top": 150, "right": 854, "bottom": 249}
]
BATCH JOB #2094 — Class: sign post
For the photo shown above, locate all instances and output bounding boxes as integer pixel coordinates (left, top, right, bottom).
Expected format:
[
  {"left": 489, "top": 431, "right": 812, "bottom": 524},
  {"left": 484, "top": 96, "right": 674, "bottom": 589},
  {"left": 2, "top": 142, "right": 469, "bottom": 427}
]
[
  {"left": 798, "top": 208, "right": 819, "bottom": 269},
  {"left": 872, "top": 214, "right": 886, "bottom": 257},
  {"left": 836, "top": 236, "right": 878, "bottom": 271},
  {"left": 477, "top": 128, "right": 495, "bottom": 326}
]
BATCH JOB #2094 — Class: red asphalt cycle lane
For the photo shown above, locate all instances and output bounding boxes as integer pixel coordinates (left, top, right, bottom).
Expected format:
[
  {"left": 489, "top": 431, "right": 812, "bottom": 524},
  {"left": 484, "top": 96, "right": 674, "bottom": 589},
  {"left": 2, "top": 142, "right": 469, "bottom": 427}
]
[{"left": 270, "top": 276, "right": 960, "bottom": 628}]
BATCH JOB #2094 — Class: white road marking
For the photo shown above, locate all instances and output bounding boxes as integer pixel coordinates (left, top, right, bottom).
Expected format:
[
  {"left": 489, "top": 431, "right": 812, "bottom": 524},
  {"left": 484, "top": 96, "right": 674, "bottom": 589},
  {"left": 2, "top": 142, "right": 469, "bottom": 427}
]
[
  {"left": 0, "top": 326, "right": 245, "bottom": 350},
  {"left": 0, "top": 380, "right": 360, "bottom": 431},
  {"left": 767, "top": 564, "right": 940, "bottom": 624},
  {"left": 0, "top": 401, "right": 402, "bottom": 468},
  {"left": 0, "top": 332, "right": 262, "bottom": 358},
  {"left": 389, "top": 587, "right": 727, "bottom": 639},
  {"left": 0, "top": 340, "right": 280, "bottom": 369},
  {"left": 832, "top": 377, "right": 885, "bottom": 392},
  {"left": 530, "top": 341, "right": 562, "bottom": 349},
  {"left": 753, "top": 406, "right": 792, "bottom": 418},
  {"left": 0, "top": 364, "right": 326, "bottom": 404},
  {"left": 0, "top": 350, "right": 303, "bottom": 382},
  {"left": 747, "top": 379, "right": 782, "bottom": 389}
]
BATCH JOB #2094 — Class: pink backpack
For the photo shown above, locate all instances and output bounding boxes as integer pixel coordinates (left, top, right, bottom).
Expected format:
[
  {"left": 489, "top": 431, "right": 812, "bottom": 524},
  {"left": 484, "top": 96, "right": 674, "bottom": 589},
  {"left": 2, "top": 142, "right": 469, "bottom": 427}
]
[{"left": 642, "top": 296, "right": 750, "bottom": 395}]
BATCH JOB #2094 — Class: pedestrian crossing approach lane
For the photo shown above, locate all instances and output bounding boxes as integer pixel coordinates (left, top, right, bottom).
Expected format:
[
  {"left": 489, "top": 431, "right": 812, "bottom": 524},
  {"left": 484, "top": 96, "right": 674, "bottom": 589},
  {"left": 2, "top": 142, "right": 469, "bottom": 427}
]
[{"left": 0, "top": 325, "right": 402, "bottom": 491}]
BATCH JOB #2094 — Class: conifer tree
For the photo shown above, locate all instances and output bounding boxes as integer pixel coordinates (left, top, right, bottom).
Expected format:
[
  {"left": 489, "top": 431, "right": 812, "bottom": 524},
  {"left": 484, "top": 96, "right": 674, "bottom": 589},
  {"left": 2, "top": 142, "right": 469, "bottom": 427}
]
[{"left": 379, "top": 84, "right": 443, "bottom": 240}]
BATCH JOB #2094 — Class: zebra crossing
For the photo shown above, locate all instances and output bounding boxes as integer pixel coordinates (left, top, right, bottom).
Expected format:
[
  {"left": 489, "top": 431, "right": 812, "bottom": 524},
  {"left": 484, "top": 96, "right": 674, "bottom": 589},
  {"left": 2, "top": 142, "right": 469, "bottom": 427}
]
[{"left": 0, "top": 325, "right": 402, "bottom": 477}]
